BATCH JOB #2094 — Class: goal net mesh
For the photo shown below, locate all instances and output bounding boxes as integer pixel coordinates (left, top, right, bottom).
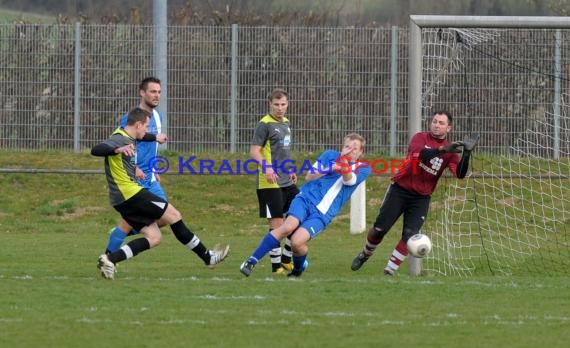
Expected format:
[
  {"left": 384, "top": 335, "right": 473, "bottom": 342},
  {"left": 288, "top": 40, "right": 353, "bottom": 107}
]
[{"left": 419, "top": 27, "right": 570, "bottom": 276}]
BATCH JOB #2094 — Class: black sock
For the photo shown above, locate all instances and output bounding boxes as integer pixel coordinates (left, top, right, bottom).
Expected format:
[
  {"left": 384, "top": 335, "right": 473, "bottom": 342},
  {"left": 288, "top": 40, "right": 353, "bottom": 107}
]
[
  {"left": 170, "top": 220, "right": 210, "bottom": 264},
  {"left": 282, "top": 237, "right": 293, "bottom": 264},
  {"left": 107, "top": 238, "right": 150, "bottom": 264}
]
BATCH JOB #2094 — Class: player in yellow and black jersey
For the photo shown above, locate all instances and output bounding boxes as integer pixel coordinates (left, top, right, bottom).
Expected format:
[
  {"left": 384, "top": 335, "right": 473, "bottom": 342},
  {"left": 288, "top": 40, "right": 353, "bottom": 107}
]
[{"left": 91, "top": 107, "right": 229, "bottom": 279}]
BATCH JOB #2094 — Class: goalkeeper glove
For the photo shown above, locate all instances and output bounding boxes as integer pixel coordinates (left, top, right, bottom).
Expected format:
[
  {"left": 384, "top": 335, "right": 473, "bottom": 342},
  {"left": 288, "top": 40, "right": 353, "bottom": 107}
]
[
  {"left": 439, "top": 141, "right": 463, "bottom": 153},
  {"left": 462, "top": 133, "right": 480, "bottom": 152}
]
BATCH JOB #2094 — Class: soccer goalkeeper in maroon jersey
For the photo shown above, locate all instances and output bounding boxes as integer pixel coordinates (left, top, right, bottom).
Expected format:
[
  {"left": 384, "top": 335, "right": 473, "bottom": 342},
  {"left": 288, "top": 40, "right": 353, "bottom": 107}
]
[{"left": 351, "top": 110, "right": 478, "bottom": 275}]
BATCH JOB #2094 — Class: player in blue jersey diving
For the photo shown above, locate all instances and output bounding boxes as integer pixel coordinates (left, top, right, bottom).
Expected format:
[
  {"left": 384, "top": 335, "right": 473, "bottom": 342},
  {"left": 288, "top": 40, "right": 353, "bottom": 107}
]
[{"left": 240, "top": 133, "right": 371, "bottom": 277}]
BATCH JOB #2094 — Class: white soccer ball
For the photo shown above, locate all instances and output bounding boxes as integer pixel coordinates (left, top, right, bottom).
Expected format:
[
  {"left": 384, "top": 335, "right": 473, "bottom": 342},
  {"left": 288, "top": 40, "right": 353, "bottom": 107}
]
[{"left": 406, "top": 233, "right": 432, "bottom": 258}]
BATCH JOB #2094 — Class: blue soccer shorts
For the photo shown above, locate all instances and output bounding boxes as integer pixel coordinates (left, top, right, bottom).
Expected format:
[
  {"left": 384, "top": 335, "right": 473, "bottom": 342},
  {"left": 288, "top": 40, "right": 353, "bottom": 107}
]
[{"left": 287, "top": 194, "right": 329, "bottom": 239}]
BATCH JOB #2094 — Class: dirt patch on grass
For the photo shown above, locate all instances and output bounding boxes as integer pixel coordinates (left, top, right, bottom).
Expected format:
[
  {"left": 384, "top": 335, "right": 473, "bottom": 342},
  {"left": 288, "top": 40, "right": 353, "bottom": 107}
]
[
  {"left": 59, "top": 206, "right": 107, "bottom": 220},
  {"left": 215, "top": 203, "right": 250, "bottom": 216}
]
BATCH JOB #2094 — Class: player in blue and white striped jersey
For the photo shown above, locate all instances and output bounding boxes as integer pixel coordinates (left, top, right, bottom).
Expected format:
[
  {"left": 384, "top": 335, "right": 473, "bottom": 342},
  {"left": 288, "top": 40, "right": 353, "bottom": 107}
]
[{"left": 240, "top": 133, "right": 371, "bottom": 277}]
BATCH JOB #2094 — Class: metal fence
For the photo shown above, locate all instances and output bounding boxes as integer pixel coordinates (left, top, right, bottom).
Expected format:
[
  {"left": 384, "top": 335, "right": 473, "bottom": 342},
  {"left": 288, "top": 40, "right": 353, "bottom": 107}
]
[
  {"left": 1, "top": 22, "right": 569, "bottom": 155},
  {"left": 0, "top": 23, "right": 407, "bottom": 154}
]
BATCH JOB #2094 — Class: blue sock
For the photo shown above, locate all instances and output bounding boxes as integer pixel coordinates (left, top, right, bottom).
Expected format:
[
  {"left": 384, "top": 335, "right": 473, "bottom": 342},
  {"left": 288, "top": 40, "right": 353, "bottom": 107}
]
[
  {"left": 105, "top": 226, "right": 128, "bottom": 253},
  {"left": 250, "top": 232, "right": 281, "bottom": 265},
  {"left": 293, "top": 254, "right": 307, "bottom": 273}
]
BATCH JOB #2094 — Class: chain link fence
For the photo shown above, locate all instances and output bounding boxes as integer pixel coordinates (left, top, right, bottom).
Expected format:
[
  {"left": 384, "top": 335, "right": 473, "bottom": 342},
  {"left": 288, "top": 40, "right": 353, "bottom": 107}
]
[
  {"left": 1, "top": 23, "right": 568, "bottom": 156},
  {"left": 0, "top": 23, "right": 406, "bottom": 154}
]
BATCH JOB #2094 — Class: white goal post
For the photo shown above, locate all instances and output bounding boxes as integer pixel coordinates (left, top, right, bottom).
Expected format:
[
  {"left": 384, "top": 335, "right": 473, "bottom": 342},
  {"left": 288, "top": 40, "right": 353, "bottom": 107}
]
[
  {"left": 350, "top": 182, "right": 366, "bottom": 235},
  {"left": 409, "top": 15, "right": 570, "bottom": 276}
]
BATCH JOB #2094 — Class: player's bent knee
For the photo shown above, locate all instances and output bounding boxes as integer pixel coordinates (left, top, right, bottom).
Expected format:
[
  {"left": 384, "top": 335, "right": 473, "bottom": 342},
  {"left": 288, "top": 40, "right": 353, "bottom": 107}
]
[
  {"left": 290, "top": 239, "right": 304, "bottom": 252},
  {"left": 161, "top": 204, "right": 182, "bottom": 224},
  {"left": 146, "top": 233, "right": 162, "bottom": 247},
  {"left": 290, "top": 228, "right": 310, "bottom": 251},
  {"left": 141, "top": 224, "right": 163, "bottom": 247},
  {"left": 368, "top": 226, "right": 387, "bottom": 241},
  {"left": 281, "top": 217, "right": 300, "bottom": 235},
  {"left": 402, "top": 228, "right": 418, "bottom": 243}
]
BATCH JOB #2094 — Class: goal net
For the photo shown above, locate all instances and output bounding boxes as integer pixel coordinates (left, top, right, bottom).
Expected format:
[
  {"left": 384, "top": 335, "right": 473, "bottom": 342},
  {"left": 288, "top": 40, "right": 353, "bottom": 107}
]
[{"left": 410, "top": 16, "right": 570, "bottom": 276}]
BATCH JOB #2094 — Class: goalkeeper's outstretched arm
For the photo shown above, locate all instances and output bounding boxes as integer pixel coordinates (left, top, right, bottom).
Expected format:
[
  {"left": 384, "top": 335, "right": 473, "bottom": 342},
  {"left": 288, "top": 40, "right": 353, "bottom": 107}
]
[
  {"left": 418, "top": 141, "right": 462, "bottom": 164},
  {"left": 456, "top": 133, "right": 479, "bottom": 179},
  {"left": 456, "top": 150, "right": 471, "bottom": 179}
]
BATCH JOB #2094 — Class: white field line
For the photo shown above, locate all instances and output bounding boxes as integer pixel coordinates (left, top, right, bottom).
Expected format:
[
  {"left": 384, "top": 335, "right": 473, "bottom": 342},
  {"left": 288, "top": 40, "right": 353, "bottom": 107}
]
[{"left": 2, "top": 274, "right": 568, "bottom": 292}]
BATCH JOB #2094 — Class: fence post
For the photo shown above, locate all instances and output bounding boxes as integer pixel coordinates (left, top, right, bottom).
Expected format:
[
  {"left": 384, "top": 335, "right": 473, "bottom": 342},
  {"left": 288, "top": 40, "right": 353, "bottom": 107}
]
[
  {"left": 230, "top": 24, "right": 239, "bottom": 153},
  {"left": 554, "top": 29, "right": 561, "bottom": 160},
  {"left": 408, "top": 18, "right": 422, "bottom": 276},
  {"left": 390, "top": 26, "right": 399, "bottom": 157},
  {"left": 153, "top": 0, "right": 168, "bottom": 149},
  {"left": 73, "top": 22, "right": 81, "bottom": 153}
]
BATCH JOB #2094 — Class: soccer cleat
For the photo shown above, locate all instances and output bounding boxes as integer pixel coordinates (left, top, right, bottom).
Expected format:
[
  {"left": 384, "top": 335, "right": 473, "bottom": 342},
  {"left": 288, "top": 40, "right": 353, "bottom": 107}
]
[
  {"left": 351, "top": 252, "right": 369, "bottom": 271},
  {"left": 277, "top": 260, "right": 309, "bottom": 275},
  {"left": 240, "top": 259, "right": 255, "bottom": 277},
  {"left": 383, "top": 267, "right": 395, "bottom": 276},
  {"left": 208, "top": 245, "right": 230, "bottom": 267},
  {"left": 281, "top": 262, "right": 294, "bottom": 272},
  {"left": 273, "top": 266, "right": 287, "bottom": 275},
  {"left": 97, "top": 254, "right": 116, "bottom": 280},
  {"left": 273, "top": 262, "right": 293, "bottom": 274}
]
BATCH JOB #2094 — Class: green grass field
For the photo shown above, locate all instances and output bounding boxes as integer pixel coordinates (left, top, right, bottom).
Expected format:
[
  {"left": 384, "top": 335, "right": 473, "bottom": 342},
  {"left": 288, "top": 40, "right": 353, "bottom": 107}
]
[
  {"left": 0, "top": 151, "right": 568, "bottom": 347},
  {"left": 0, "top": 7, "right": 55, "bottom": 23}
]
